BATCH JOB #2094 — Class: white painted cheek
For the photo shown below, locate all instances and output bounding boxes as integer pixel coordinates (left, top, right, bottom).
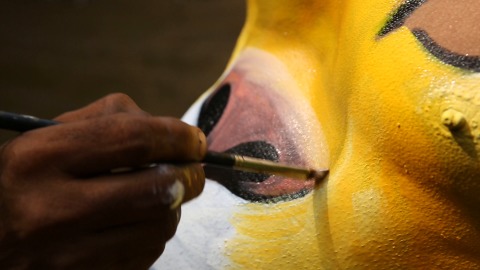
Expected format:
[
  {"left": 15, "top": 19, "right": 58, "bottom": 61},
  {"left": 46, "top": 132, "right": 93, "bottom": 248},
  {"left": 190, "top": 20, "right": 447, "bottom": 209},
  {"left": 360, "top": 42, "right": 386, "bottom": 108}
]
[
  {"left": 152, "top": 97, "right": 242, "bottom": 269},
  {"left": 153, "top": 180, "right": 240, "bottom": 269}
]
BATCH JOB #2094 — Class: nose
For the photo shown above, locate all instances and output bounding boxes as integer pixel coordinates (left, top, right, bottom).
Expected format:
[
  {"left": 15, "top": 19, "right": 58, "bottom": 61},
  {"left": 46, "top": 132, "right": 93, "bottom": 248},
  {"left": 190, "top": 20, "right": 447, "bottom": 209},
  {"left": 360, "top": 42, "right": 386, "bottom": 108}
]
[{"left": 197, "top": 71, "right": 317, "bottom": 203}]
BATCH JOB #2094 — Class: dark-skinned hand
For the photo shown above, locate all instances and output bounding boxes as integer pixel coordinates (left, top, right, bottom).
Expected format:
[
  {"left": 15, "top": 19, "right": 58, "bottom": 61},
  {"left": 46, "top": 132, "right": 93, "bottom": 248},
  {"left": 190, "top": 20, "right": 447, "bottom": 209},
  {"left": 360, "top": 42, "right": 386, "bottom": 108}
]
[{"left": 0, "top": 93, "right": 207, "bottom": 269}]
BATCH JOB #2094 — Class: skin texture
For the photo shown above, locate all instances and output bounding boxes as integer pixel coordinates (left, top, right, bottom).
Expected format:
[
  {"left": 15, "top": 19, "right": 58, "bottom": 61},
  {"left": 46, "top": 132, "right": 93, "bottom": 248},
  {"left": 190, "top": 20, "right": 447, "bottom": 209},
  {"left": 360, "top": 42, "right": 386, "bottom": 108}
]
[
  {"left": 158, "top": 0, "right": 480, "bottom": 269},
  {"left": 0, "top": 93, "right": 207, "bottom": 269}
]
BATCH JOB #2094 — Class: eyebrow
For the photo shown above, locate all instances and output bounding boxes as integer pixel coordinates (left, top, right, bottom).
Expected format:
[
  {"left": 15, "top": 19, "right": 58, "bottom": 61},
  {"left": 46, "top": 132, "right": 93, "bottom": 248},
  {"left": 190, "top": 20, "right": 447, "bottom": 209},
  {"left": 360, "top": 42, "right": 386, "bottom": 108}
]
[{"left": 377, "top": 0, "right": 427, "bottom": 37}]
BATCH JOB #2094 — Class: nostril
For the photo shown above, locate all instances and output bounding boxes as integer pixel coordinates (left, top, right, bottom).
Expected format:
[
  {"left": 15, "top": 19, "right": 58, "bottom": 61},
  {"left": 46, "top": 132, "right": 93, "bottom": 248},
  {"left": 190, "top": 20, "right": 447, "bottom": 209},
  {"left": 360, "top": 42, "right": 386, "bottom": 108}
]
[
  {"left": 197, "top": 84, "right": 231, "bottom": 136},
  {"left": 204, "top": 141, "right": 279, "bottom": 197},
  {"left": 226, "top": 141, "right": 278, "bottom": 162}
]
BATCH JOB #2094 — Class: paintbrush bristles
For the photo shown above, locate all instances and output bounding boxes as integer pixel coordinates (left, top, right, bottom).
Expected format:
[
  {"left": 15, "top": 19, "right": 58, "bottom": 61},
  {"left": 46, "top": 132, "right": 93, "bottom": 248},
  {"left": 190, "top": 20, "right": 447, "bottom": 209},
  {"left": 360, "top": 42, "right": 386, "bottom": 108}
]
[{"left": 308, "top": 169, "right": 329, "bottom": 182}]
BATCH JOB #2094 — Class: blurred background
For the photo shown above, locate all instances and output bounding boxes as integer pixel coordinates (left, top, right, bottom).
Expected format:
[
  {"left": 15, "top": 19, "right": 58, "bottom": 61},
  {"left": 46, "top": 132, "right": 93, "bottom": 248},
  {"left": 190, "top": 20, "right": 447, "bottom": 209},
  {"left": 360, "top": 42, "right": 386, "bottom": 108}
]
[{"left": 0, "top": 0, "right": 244, "bottom": 141}]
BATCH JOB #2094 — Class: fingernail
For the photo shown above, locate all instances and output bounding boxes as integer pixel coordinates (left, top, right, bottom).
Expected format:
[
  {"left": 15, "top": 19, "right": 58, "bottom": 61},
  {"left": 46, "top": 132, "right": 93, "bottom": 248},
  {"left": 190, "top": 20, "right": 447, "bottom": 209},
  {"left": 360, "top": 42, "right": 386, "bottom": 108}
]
[
  {"left": 166, "top": 180, "right": 185, "bottom": 210},
  {"left": 197, "top": 128, "right": 207, "bottom": 160}
]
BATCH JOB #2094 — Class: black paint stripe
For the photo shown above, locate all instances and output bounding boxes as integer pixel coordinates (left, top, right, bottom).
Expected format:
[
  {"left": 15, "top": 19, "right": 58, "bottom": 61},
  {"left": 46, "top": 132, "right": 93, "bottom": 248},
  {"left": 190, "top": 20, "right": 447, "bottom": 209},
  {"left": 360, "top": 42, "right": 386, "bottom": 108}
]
[{"left": 378, "top": 0, "right": 427, "bottom": 37}]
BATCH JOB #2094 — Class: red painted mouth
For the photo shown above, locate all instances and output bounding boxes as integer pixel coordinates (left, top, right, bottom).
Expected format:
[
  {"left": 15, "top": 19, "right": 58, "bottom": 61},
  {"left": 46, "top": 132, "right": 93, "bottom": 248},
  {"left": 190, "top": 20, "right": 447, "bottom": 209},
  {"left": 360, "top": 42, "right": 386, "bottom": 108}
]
[{"left": 197, "top": 69, "right": 317, "bottom": 203}]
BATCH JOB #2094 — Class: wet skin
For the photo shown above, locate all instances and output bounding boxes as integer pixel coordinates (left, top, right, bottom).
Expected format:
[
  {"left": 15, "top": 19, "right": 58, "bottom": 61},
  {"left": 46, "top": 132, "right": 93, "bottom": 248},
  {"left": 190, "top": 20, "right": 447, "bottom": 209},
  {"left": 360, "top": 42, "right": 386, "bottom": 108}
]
[{"left": 158, "top": 0, "right": 480, "bottom": 269}]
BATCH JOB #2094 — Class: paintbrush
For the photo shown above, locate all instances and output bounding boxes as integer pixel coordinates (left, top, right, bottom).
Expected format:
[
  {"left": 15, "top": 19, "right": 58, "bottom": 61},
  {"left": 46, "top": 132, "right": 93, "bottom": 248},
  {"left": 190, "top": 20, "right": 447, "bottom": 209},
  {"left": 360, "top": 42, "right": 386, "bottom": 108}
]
[{"left": 0, "top": 111, "right": 328, "bottom": 181}]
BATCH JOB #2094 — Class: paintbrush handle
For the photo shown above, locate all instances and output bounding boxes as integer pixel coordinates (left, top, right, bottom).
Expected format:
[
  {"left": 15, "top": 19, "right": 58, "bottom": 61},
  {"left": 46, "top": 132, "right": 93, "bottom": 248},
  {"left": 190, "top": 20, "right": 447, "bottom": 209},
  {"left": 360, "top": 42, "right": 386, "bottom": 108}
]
[
  {"left": 0, "top": 111, "right": 327, "bottom": 181},
  {"left": 0, "top": 111, "right": 58, "bottom": 132},
  {"left": 204, "top": 151, "right": 324, "bottom": 180}
]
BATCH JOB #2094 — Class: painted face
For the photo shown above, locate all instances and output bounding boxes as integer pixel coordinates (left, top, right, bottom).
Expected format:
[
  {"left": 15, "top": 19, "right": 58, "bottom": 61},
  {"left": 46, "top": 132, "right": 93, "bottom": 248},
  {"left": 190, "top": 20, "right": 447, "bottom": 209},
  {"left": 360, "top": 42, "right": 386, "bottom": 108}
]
[{"left": 154, "top": 0, "right": 480, "bottom": 269}]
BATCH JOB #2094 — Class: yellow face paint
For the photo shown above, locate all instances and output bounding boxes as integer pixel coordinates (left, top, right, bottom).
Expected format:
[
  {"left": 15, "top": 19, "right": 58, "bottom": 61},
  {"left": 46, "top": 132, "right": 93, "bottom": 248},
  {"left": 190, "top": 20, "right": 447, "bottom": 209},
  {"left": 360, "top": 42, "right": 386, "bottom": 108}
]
[
  {"left": 218, "top": 0, "right": 480, "bottom": 268},
  {"left": 158, "top": 0, "right": 480, "bottom": 269}
]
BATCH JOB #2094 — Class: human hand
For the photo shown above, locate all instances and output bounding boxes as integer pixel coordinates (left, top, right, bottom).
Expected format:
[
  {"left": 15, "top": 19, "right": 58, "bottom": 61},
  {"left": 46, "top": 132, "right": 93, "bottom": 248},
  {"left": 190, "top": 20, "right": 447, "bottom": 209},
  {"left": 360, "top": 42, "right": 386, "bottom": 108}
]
[{"left": 0, "top": 93, "right": 206, "bottom": 269}]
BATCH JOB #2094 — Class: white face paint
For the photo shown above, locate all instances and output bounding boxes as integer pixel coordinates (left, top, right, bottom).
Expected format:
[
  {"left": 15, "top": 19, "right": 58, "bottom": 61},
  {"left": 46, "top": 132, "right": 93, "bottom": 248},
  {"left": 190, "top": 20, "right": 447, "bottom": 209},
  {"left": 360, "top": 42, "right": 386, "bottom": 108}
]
[{"left": 152, "top": 95, "right": 243, "bottom": 270}]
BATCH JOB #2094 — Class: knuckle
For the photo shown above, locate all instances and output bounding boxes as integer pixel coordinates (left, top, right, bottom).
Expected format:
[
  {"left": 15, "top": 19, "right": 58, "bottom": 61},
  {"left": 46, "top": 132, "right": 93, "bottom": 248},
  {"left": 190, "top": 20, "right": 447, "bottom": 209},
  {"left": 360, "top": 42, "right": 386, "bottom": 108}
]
[
  {"left": 103, "top": 93, "right": 141, "bottom": 113},
  {"left": 109, "top": 92, "right": 130, "bottom": 100},
  {"left": 105, "top": 93, "right": 135, "bottom": 105}
]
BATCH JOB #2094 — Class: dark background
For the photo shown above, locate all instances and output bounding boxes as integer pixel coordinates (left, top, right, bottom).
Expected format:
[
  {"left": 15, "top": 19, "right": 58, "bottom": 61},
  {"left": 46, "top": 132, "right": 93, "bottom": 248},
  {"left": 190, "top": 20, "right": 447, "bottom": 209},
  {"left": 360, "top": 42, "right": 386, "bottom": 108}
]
[{"left": 0, "top": 0, "right": 244, "bottom": 141}]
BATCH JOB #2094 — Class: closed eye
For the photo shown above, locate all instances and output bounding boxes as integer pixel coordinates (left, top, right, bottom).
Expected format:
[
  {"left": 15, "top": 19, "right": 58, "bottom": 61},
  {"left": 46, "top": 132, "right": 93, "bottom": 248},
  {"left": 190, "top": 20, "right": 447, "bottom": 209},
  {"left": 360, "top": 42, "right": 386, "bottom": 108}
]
[
  {"left": 378, "top": 0, "right": 480, "bottom": 72},
  {"left": 411, "top": 29, "right": 480, "bottom": 72}
]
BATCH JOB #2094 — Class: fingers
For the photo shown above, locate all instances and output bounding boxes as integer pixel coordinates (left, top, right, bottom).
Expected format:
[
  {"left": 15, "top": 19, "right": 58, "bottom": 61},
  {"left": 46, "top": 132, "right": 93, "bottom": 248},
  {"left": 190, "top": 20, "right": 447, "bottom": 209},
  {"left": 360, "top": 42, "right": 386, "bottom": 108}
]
[
  {"left": 6, "top": 93, "right": 207, "bottom": 175},
  {"left": 63, "top": 115, "right": 206, "bottom": 175},
  {"left": 8, "top": 113, "right": 207, "bottom": 176},
  {"left": 61, "top": 164, "right": 205, "bottom": 230},
  {"left": 93, "top": 163, "right": 205, "bottom": 210},
  {"left": 0, "top": 94, "right": 206, "bottom": 269},
  {"left": 6, "top": 163, "right": 204, "bottom": 242}
]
